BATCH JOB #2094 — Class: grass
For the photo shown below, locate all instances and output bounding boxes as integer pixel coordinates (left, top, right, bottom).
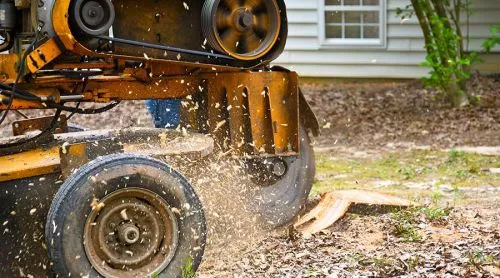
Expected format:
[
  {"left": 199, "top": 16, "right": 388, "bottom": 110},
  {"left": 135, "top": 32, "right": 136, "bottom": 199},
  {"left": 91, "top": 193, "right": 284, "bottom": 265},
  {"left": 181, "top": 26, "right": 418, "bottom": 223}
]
[
  {"left": 467, "top": 249, "right": 497, "bottom": 269},
  {"left": 389, "top": 204, "right": 452, "bottom": 242},
  {"left": 361, "top": 257, "right": 394, "bottom": 267},
  {"left": 182, "top": 257, "right": 195, "bottom": 278},
  {"left": 312, "top": 148, "right": 499, "bottom": 199},
  {"left": 391, "top": 209, "right": 423, "bottom": 242},
  {"left": 418, "top": 206, "right": 451, "bottom": 221},
  {"left": 344, "top": 252, "right": 366, "bottom": 265},
  {"left": 343, "top": 252, "right": 395, "bottom": 270},
  {"left": 403, "top": 255, "right": 421, "bottom": 272},
  {"left": 151, "top": 257, "right": 195, "bottom": 278}
]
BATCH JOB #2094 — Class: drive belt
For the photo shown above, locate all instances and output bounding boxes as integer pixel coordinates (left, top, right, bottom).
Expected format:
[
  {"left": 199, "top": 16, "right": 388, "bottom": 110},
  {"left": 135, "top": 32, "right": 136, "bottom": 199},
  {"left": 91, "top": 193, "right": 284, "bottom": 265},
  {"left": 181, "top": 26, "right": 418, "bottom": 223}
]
[{"left": 95, "top": 35, "right": 235, "bottom": 61}]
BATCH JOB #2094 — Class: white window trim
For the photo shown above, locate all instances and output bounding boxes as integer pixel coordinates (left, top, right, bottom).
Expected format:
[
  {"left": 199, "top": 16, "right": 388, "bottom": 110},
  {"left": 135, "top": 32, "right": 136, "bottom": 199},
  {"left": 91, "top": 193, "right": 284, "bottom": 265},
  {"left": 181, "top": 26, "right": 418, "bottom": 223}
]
[{"left": 318, "top": 0, "right": 387, "bottom": 49}]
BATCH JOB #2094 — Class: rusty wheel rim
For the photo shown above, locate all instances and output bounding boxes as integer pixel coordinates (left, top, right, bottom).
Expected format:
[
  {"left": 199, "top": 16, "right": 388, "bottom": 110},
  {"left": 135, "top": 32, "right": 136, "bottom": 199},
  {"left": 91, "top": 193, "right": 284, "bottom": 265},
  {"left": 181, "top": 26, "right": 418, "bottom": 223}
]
[
  {"left": 83, "top": 188, "right": 178, "bottom": 277},
  {"left": 202, "top": 0, "right": 281, "bottom": 60}
]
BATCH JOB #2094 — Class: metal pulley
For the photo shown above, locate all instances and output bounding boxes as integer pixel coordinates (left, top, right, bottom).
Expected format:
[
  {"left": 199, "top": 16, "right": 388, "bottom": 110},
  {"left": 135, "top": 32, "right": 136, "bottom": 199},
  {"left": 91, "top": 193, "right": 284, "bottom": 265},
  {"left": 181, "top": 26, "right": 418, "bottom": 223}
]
[
  {"left": 201, "top": 0, "right": 281, "bottom": 60},
  {"left": 70, "top": 0, "right": 115, "bottom": 36}
]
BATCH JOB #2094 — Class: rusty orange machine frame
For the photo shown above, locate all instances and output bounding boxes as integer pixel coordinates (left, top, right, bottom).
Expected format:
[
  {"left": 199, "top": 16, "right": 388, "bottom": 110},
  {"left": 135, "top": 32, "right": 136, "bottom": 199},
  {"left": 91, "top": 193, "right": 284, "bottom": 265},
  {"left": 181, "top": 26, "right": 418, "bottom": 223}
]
[
  {"left": 0, "top": 0, "right": 323, "bottom": 276},
  {"left": 0, "top": 0, "right": 319, "bottom": 183}
]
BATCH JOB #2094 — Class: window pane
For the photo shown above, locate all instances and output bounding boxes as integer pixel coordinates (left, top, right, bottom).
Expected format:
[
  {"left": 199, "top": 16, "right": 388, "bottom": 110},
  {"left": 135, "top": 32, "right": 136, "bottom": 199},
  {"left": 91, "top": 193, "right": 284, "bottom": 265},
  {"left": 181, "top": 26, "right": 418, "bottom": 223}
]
[
  {"left": 325, "top": 0, "right": 341, "bottom": 5},
  {"left": 364, "top": 26, "right": 379, "bottom": 38},
  {"left": 325, "top": 11, "right": 342, "bottom": 24},
  {"left": 326, "top": 26, "right": 342, "bottom": 38},
  {"left": 345, "top": 25, "right": 361, "bottom": 38},
  {"left": 344, "top": 0, "right": 361, "bottom": 5},
  {"left": 363, "top": 11, "right": 379, "bottom": 23},
  {"left": 362, "top": 0, "right": 379, "bottom": 5},
  {"left": 345, "top": 12, "right": 362, "bottom": 24},
  {"left": 323, "top": 0, "right": 383, "bottom": 43}
]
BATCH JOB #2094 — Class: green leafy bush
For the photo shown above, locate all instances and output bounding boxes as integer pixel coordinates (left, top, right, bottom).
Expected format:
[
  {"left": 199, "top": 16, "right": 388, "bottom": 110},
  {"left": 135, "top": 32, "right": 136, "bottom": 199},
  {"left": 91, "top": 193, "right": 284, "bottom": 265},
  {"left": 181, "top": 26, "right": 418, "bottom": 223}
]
[
  {"left": 398, "top": 0, "right": 476, "bottom": 107},
  {"left": 483, "top": 25, "right": 500, "bottom": 52}
]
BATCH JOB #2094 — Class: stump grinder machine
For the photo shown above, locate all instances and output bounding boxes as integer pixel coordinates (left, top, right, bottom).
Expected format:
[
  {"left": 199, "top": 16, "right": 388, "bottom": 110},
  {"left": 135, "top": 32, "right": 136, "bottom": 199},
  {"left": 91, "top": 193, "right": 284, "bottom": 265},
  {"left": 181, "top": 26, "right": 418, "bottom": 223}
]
[{"left": 0, "top": 0, "right": 319, "bottom": 276}]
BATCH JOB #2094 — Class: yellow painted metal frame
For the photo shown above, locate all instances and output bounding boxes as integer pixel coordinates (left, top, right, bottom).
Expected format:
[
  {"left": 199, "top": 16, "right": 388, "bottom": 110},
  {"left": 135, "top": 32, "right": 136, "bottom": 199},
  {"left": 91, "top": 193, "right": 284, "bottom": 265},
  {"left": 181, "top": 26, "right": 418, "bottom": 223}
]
[
  {"left": 0, "top": 54, "right": 19, "bottom": 82},
  {"left": 0, "top": 128, "right": 217, "bottom": 182},
  {"left": 50, "top": 0, "right": 239, "bottom": 71},
  {"left": 202, "top": 71, "right": 299, "bottom": 156},
  {"left": 0, "top": 0, "right": 311, "bottom": 184},
  {"left": 0, "top": 147, "right": 60, "bottom": 182},
  {"left": 26, "top": 38, "right": 63, "bottom": 74}
]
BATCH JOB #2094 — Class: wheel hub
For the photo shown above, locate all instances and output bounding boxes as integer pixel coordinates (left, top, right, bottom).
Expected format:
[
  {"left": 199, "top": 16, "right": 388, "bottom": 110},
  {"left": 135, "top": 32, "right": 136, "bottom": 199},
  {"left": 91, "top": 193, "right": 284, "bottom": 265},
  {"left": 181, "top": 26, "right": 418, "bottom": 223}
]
[
  {"left": 84, "top": 188, "right": 179, "bottom": 277},
  {"left": 71, "top": 0, "right": 115, "bottom": 36},
  {"left": 247, "top": 157, "right": 291, "bottom": 186},
  {"left": 234, "top": 9, "right": 254, "bottom": 31},
  {"left": 81, "top": 1, "right": 106, "bottom": 28},
  {"left": 117, "top": 223, "right": 140, "bottom": 245},
  {"left": 272, "top": 160, "right": 287, "bottom": 177}
]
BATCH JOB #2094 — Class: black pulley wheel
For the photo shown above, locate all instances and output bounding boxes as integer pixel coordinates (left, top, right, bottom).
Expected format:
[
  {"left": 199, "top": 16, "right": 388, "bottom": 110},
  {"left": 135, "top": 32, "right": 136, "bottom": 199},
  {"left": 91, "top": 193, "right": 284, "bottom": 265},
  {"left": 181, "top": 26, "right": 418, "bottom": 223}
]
[
  {"left": 45, "top": 154, "right": 206, "bottom": 278},
  {"left": 71, "top": 0, "right": 115, "bottom": 36},
  {"left": 247, "top": 124, "right": 315, "bottom": 227}
]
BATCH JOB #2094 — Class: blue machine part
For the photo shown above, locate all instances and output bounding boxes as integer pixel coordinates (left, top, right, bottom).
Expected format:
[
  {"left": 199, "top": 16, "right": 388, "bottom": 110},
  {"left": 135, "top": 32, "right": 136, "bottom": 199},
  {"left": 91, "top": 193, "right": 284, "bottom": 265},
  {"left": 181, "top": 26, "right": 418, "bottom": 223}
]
[{"left": 145, "top": 99, "right": 182, "bottom": 128}]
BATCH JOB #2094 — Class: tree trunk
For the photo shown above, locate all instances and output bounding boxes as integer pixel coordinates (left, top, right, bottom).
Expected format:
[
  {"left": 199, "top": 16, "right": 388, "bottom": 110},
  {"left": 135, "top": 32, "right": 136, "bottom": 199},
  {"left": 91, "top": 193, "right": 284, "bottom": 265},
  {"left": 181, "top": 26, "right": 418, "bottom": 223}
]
[
  {"left": 411, "top": 0, "right": 434, "bottom": 54},
  {"left": 446, "top": 82, "right": 468, "bottom": 107},
  {"left": 446, "top": 90, "right": 468, "bottom": 107}
]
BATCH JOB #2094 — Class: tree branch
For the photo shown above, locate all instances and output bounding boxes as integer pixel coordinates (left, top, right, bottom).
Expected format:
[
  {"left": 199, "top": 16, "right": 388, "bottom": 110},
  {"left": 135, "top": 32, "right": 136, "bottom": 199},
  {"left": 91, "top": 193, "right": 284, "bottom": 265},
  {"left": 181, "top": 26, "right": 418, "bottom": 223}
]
[
  {"left": 410, "top": 0, "right": 434, "bottom": 55},
  {"left": 430, "top": 0, "right": 452, "bottom": 29}
]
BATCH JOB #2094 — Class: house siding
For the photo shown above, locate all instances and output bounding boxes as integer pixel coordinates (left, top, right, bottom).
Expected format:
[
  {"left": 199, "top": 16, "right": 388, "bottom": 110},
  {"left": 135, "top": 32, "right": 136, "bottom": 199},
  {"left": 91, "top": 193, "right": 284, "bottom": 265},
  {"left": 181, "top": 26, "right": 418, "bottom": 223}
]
[{"left": 275, "top": 0, "right": 500, "bottom": 78}]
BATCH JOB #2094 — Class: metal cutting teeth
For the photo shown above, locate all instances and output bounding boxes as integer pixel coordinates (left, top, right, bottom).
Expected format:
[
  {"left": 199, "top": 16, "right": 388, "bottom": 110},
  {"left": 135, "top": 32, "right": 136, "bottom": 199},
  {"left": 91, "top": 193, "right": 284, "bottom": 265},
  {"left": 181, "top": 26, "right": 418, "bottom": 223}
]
[{"left": 37, "top": 0, "right": 57, "bottom": 38}]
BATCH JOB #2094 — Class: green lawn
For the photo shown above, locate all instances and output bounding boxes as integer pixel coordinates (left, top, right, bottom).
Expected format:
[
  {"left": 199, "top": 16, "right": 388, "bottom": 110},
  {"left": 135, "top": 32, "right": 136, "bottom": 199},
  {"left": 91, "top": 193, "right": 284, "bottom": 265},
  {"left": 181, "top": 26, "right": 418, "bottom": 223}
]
[{"left": 313, "top": 148, "right": 499, "bottom": 203}]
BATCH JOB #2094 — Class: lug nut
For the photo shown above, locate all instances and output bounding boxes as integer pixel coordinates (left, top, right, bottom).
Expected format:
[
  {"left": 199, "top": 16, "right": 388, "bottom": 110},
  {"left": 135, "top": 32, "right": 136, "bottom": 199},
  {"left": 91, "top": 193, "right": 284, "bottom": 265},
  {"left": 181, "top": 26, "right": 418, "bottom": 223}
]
[{"left": 117, "top": 223, "right": 141, "bottom": 245}]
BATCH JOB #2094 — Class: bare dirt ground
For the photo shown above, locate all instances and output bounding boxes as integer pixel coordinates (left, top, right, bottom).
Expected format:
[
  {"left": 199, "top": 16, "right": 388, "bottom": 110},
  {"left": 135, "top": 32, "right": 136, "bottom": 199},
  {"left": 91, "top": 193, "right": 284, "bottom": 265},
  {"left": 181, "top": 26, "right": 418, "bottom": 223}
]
[
  {"left": 304, "top": 74, "right": 500, "bottom": 148},
  {"left": 194, "top": 76, "right": 499, "bottom": 277},
  {"left": 1, "top": 76, "right": 498, "bottom": 277},
  {"left": 200, "top": 205, "right": 499, "bottom": 277}
]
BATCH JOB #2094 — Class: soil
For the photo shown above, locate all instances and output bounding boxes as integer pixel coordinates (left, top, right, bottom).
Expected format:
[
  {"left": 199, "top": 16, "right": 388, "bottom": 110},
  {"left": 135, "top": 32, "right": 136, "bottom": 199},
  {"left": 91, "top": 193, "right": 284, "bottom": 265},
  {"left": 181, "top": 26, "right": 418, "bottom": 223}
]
[
  {"left": 1, "top": 76, "right": 498, "bottom": 277},
  {"left": 197, "top": 76, "right": 500, "bottom": 277},
  {"left": 302, "top": 74, "right": 500, "bottom": 148},
  {"left": 199, "top": 205, "right": 499, "bottom": 277}
]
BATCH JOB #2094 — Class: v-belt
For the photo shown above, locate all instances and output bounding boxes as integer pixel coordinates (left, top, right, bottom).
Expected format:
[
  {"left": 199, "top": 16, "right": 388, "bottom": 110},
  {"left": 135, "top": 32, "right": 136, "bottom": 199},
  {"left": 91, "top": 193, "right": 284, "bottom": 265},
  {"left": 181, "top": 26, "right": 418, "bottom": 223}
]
[{"left": 95, "top": 35, "right": 235, "bottom": 60}]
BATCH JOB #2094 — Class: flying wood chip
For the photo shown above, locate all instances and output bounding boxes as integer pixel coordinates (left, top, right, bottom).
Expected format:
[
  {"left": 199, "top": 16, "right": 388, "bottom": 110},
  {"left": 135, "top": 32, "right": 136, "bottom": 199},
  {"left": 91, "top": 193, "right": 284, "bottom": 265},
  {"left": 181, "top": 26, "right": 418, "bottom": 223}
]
[{"left": 294, "top": 190, "right": 414, "bottom": 235}]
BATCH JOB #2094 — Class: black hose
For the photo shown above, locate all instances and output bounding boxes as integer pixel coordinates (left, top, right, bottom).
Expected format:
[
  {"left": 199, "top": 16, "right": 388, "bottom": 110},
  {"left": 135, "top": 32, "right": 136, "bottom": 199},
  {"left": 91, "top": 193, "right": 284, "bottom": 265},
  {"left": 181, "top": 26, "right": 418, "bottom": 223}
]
[
  {"left": 0, "top": 34, "right": 122, "bottom": 150},
  {"left": 0, "top": 108, "right": 62, "bottom": 149},
  {"left": 0, "top": 37, "right": 39, "bottom": 126},
  {"left": 46, "top": 101, "right": 120, "bottom": 114}
]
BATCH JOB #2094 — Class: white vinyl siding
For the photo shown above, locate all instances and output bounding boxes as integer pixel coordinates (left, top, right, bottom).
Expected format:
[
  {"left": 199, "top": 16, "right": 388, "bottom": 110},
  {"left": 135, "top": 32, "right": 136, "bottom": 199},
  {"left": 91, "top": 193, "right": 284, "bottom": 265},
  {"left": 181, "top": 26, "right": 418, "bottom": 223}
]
[{"left": 275, "top": 0, "right": 500, "bottom": 78}]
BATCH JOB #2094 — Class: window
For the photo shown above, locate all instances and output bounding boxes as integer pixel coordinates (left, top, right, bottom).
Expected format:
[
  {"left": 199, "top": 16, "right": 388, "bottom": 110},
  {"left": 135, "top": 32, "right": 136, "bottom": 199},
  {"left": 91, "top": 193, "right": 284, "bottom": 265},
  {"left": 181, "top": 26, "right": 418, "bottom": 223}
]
[{"left": 319, "top": 0, "right": 386, "bottom": 47}]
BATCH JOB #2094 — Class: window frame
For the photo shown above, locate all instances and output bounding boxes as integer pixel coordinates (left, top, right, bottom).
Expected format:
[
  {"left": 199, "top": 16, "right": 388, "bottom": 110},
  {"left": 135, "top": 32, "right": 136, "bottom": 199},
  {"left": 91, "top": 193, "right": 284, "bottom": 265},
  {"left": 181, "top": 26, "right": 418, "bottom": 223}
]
[{"left": 318, "top": 0, "right": 387, "bottom": 48}]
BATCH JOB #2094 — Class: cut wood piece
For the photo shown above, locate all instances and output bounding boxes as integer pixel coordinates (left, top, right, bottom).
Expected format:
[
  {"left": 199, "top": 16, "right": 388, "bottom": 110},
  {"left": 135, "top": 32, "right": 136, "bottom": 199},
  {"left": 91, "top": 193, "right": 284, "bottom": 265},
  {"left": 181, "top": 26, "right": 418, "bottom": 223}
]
[{"left": 294, "top": 190, "right": 414, "bottom": 235}]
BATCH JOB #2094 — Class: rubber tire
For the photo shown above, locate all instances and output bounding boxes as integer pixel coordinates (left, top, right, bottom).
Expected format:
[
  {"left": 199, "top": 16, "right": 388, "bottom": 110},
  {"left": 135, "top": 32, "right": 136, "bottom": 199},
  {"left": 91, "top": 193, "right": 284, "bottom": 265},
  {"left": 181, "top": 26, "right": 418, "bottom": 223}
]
[
  {"left": 45, "top": 153, "right": 206, "bottom": 278},
  {"left": 251, "top": 124, "right": 315, "bottom": 227}
]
